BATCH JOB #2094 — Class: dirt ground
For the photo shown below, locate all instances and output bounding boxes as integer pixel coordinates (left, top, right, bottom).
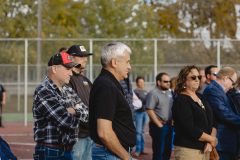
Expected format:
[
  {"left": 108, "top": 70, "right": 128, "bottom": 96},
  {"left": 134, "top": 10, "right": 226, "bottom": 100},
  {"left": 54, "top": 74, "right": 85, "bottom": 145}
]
[{"left": 0, "top": 122, "right": 154, "bottom": 160}]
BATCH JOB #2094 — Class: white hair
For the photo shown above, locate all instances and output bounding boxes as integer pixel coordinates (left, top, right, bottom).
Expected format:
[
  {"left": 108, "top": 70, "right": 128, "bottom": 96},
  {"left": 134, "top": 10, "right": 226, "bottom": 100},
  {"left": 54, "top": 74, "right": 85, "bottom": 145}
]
[{"left": 101, "top": 42, "right": 132, "bottom": 67}]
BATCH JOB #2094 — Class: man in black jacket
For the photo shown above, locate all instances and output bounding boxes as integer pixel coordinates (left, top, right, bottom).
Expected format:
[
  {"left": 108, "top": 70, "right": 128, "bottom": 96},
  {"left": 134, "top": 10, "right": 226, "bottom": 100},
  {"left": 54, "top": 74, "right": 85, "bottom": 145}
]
[{"left": 67, "top": 45, "right": 93, "bottom": 160}]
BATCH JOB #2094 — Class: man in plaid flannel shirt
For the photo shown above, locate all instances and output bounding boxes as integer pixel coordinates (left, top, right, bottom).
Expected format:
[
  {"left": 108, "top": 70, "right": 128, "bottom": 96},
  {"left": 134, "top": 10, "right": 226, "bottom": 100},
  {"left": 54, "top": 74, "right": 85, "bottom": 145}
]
[{"left": 33, "top": 52, "right": 88, "bottom": 160}]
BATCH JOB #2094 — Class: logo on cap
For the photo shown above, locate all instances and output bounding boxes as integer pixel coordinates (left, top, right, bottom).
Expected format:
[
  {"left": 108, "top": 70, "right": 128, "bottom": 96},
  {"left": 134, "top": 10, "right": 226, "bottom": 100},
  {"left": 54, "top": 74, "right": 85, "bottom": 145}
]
[{"left": 79, "top": 46, "right": 86, "bottom": 52}]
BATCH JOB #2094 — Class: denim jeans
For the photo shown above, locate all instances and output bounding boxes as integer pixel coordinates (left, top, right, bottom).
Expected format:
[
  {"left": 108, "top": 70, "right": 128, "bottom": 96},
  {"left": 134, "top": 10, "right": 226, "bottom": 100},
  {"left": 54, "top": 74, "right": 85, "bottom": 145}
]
[
  {"left": 92, "top": 143, "right": 133, "bottom": 160},
  {"left": 149, "top": 122, "right": 173, "bottom": 160},
  {"left": 72, "top": 137, "right": 93, "bottom": 160},
  {"left": 218, "top": 151, "right": 236, "bottom": 160},
  {"left": 33, "top": 143, "right": 73, "bottom": 160},
  {"left": 134, "top": 111, "right": 148, "bottom": 153}
]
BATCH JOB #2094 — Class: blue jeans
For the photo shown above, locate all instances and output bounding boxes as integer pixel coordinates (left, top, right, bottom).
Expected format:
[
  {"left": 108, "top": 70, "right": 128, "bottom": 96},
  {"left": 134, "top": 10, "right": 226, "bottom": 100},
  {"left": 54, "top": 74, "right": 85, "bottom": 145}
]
[
  {"left": 149, "top": 122, "right": 173, "bottom": 160},
  {"left": 72, "top": 137, "right": 93, "bottom": 160},
  {"left": 92, "top": 143, "right": 133, "bottom": 160},
  {"left": 134, "top": 111, "right": 148, "bottom": 153},
  {"left": 218, "top": 151, "right": 236, "bottom": 160},
  {"left": 33, "top": 143, "right": 72, "bottom": 160}
]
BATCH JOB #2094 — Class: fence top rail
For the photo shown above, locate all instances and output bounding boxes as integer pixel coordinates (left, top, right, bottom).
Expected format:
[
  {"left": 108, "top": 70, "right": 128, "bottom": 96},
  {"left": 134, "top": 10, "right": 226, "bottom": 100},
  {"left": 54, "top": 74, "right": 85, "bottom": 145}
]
[{"left": 0, "top": 38, "right": 239, "bottom": 42}]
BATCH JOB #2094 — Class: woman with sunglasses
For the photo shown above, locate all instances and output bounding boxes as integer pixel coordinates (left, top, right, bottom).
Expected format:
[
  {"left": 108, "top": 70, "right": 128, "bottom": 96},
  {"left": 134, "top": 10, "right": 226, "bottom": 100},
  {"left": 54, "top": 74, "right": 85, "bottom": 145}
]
[{"left": 172, "top": 65, "right": 217, "bottom": 160}]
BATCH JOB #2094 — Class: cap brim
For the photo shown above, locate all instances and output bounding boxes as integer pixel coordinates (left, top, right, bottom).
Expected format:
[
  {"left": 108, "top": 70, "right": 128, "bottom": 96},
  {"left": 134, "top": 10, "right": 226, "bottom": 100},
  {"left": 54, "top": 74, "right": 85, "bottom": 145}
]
[
  {"left": 63, "top": 62, "right": 79, "bottom": 68},
  {"left": 74, "top": 52, "right": 93, "bottom": 57}
]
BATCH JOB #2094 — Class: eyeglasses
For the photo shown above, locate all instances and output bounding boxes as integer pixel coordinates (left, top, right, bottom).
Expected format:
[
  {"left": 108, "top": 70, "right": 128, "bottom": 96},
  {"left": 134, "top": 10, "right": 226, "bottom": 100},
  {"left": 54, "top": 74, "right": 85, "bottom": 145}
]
[
  {"left": 162, "top": 80, "right": 170, "bottom": 83},
  {"left": 190, "top": 75, "right": 202, "bottom": 81},
  {"left": 228, "top": 77, "right": 235, "bottom": 85},
  {"left": 74, "top": 64, "right": 81, "bottom": 68}
]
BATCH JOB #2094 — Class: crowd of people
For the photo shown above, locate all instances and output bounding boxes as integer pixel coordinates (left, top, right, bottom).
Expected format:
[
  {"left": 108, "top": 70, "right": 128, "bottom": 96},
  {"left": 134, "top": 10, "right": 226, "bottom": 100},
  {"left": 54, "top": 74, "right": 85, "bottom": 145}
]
[{"left": 31, "top": 41, "right": 240, "bottom": 160}]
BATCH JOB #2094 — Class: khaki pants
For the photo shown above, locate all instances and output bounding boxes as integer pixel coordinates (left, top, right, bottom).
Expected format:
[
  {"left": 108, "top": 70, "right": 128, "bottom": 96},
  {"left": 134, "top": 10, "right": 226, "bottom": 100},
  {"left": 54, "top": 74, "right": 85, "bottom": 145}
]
[{"left": 174, "top": 146, "right": 210, "bottom": 160}]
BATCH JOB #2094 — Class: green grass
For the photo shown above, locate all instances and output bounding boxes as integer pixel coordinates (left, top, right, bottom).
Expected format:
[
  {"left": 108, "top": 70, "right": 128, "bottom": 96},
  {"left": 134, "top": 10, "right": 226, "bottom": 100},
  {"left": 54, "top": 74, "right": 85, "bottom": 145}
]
[{"left": 2, "top": 113, "right": 33, "bottom": 122}]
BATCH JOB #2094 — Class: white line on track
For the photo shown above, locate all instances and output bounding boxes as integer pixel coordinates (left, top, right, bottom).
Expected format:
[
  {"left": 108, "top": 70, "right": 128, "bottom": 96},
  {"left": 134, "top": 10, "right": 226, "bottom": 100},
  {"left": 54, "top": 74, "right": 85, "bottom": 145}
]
[
  {"left": 8, "top": 142, "right": 35, "bottom": 146},
  {"left": 0, "top": 133, "right": 33, "bottom": 136}
]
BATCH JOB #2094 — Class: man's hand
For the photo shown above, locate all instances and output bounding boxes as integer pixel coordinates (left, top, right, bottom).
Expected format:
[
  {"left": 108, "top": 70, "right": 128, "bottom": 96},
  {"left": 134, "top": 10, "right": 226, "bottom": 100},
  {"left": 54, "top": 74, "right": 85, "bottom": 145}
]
[
  {"left": 209, "top": 136, "right": 218, "bottom": 147},
  {"left": 203, "top": 143, "right": 212, "bottom": 153},
  {"left": 97, "top": 119, "right": 129, "bottom": 160},
  {"left": 67, "top": 107, "right": 76, "bottom": 115},
  {"left": 146, "top": 109, "right": 163, "bottom": 128}
]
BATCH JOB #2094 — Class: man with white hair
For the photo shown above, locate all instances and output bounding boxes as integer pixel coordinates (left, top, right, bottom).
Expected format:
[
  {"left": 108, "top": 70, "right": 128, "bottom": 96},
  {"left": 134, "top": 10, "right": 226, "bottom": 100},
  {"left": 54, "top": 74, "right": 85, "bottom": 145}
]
[
  {"left": 89, "top": 42, "right": 136, "bottom": 160},
  {"left": 204, "top": 67, "right": 240, "bottom": 160}
]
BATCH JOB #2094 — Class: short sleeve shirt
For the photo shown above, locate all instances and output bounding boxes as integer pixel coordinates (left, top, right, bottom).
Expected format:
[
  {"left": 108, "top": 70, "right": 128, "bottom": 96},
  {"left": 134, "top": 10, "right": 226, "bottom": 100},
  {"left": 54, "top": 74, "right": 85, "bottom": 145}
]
[
  {"left": 89, "top": 69, "right": 136, "bottom": 150},
  {"left": 146, "top": 87, "right": 173, "bottom": 121}
]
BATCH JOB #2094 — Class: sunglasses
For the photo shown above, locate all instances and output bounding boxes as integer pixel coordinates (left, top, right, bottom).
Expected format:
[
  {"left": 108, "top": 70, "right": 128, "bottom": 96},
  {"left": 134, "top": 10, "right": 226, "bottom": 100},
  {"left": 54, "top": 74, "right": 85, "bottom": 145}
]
[
  {"left": 162, "top": 80, "right": 170, "bottom": 83},
  {"left": 190, "top": 75, "right": 202, "bottom": 81},
  {"left": 211, "top": 72, "right": 218, "bottom": 76}
]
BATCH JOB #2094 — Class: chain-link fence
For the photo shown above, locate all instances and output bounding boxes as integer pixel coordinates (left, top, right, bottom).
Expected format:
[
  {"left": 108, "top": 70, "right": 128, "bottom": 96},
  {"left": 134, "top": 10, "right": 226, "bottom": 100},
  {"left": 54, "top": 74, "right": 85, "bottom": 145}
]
[{"left": 1, "top": 38, "right": 240, "bottom": 125}]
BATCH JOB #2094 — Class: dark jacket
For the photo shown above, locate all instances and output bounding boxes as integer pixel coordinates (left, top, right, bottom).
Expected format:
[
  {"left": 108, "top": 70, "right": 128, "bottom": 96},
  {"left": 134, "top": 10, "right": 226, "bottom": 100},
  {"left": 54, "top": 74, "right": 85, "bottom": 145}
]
[
  {"left": 227, "top": 88, "right": 240, "bottom": 115},
  {"left": 203, "top": 80, "right": 240, "bottom": 153},
  {"left": 172, "top": 94, "right": 214, "bottom": 150}
]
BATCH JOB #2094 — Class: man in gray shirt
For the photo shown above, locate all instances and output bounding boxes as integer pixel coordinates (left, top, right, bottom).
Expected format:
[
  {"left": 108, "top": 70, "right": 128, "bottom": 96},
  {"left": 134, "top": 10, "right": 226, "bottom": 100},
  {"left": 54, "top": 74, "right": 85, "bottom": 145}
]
[{"left": 146, "top": 72, "right": 173, "bottom": 160}]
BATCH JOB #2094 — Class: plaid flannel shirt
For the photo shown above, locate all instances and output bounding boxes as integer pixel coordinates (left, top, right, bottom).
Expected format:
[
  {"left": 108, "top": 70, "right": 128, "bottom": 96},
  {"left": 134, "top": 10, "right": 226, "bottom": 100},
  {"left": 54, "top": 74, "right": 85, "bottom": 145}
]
[{"left": 33, "top": 76, "right": 88, "bottom": 145}]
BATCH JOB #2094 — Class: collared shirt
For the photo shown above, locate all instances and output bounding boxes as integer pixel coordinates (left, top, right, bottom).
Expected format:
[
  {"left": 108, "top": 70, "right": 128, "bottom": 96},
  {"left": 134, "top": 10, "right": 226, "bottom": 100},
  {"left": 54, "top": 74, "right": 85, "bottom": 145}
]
[
  {"left": 146, "top": 87, "right": 173, "bottom": 121},
  {"left": 33, "top": 76, "right": 88, "bottom": 145},
  {"left": 89, "top": 69, "right": 136, "bottom": 150}
]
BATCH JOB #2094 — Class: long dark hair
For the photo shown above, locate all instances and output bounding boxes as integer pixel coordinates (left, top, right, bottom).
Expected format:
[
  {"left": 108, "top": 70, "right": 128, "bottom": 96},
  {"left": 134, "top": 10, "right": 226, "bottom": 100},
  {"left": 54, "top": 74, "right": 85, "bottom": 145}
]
[{"left": 175, "top": 65, "right": 200, "bottom": 94}]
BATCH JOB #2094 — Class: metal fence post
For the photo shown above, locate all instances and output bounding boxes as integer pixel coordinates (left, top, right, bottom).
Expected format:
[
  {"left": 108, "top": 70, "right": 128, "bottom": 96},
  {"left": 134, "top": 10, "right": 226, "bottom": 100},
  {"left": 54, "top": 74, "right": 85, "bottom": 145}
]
[
  {"left": 24, "top": 39, "right": 28, "bottom": 126},
  {"left": 154, "top": 39, "right": 158, "bottom": 78},
  {"left": 89, "top": 39, "right": 93, "bottom": 82},
  {"left": 17, "top": 64, "right": 20, "bottom": 112},
  {"left": 217, "top": 40, "right": 221, "bottom": 68}
]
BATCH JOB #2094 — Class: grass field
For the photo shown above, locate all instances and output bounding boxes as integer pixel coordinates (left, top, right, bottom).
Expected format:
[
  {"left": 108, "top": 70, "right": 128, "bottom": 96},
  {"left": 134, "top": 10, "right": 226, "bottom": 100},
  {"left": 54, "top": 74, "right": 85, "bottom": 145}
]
[{"left": 2, "top": 113, "right": 33, "bottom": 122}]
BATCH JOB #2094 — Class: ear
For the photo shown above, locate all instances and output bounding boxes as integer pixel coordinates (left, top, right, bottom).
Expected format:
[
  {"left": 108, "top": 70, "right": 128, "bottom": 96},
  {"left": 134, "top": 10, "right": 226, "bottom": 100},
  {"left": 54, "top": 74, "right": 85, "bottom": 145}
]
[
  {"left": 157, "top": 80, "right": 161, "bottom": 86},
  {"left": 206, "top": 74, "right": 211, "bottom": 79},
  {"left": 111, "top": 58, "right": 118, "bottom": 68},
  {"left": 52, "top": 66, "right": 57, "bottom": 74}
]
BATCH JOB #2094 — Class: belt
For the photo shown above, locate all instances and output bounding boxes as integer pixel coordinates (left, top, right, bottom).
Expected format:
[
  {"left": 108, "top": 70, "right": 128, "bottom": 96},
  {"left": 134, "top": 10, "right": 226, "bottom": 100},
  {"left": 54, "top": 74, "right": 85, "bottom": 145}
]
[
  {"left": 95, "top": 143, "right": 132, "bottom": 152},
  {"left": 37, "top": 142, "right": 73, "bottom": 151},
  {"left": 150, "top": 119, "right": 172, "bottom": 126}
]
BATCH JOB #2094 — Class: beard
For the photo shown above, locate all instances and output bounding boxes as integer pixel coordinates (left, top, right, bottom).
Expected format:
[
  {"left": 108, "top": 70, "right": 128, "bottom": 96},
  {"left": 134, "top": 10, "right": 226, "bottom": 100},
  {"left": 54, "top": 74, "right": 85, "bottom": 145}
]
[{"left": 160, "top": 86, "right": 169, "bottom": 91}]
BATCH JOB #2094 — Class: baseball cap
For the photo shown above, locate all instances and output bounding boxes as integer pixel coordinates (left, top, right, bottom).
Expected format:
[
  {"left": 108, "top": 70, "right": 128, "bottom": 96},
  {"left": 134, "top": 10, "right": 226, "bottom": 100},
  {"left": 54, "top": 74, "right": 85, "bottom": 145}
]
[
  {"left": 67, "top": 45, "right": 93, "bottom": 57},
  {"left": 48, "top": 52, "right": 79, "bottom": 68}
]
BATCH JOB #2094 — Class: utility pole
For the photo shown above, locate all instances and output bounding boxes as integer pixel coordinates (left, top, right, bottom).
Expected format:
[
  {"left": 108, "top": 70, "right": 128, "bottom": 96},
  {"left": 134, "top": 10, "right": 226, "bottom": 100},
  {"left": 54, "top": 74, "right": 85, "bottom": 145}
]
[{"left": 37, "top": 0, "right": 42, "bottom": 82}]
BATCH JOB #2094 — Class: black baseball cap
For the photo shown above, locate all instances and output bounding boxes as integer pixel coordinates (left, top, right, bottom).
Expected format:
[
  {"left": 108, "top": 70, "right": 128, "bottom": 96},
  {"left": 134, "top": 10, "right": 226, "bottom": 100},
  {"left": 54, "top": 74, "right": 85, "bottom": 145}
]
[
  {"left": 48, "top": 52, "right": 79, "bottom": 68},
  {"left": 67, "top": 45, "right": 93, "bottom": 57}
]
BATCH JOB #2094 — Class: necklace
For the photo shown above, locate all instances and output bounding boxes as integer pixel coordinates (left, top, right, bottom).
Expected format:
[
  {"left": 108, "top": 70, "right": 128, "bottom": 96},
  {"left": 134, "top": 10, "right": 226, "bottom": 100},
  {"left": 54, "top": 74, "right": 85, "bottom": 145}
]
[
  {"left": 182, "top": 91, "right": 205, "bottom": 110},
  {"left": 197, "top": 99, "right": 205, "bottom": 110}
]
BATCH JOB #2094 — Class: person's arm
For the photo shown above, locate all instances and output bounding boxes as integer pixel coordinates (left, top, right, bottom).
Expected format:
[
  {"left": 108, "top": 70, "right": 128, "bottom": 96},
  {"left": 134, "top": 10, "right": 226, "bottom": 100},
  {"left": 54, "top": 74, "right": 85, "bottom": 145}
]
[
  {"left": 35, "top": 90, "right": 84, "bottom": 129},
  {"left": 97, "top": 119, "right": 129, "bottom": 160},
  {"left": 172, "top": 96, "right": 210, "bottom": 141},
  {"left": 132, "top": 91, "right": 142, "bottom": 110},
  {"left": 2, "top": 91, "right": 6, "bottom": 105},
  {"left": 146, "top": 109, "right": 163, "bottom": 127},
  {"left": 145, "top": 91, "right": 164, "bottom": 127},
  {"left": 198, "top": 132, "right": 217, "bottom": 147},
  {"left": 204, "top": 88, "right": 240, "bottom": 126}
]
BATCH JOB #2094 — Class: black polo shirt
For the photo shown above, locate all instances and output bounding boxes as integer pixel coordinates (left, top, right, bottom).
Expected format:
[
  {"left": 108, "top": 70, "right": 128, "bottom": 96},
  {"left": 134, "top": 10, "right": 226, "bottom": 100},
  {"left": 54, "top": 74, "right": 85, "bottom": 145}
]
[{"left": 89, "top": 69, "right": 136, "bottom": 151}]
